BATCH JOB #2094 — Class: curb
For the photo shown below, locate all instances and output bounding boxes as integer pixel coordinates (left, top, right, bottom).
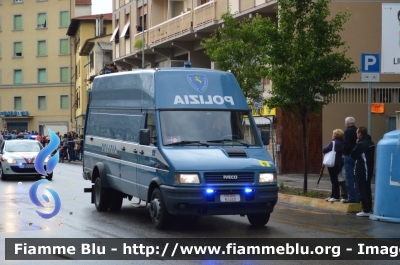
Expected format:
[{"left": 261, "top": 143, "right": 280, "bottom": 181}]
[{"left": 278, "top": 193, "right": 362, "bottom": 213}]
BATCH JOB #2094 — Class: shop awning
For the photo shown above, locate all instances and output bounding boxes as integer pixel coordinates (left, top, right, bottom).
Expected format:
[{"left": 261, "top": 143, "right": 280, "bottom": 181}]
[
  {"left": 120, "top": 22, "right": 130, "bottom": 38},
  {"left": 110, "top": 26, "right": 119, "bottom": 41}
]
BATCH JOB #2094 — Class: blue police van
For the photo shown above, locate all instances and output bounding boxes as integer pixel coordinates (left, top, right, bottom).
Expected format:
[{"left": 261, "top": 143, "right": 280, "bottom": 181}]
[{"left": 82, "top": 66, "right": 278, "bottom": 229}]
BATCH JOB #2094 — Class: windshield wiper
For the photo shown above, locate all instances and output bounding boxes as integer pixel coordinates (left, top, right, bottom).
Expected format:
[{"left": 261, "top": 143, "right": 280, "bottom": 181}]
[
  {"left": 166, "top": 141, "right": 209, "bottom": 147},
  {"left": 207, "top": 139, "right": 249, "bottom": 147}
]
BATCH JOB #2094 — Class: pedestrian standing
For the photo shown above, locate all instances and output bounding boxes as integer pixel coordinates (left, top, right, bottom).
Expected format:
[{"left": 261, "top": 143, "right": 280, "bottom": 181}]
[
  {"left": 342, "top": 117, "right": 360, "bottom": 203},
  {"left": 323, "top": 129, "right": 344, "bottom": 202},
  {"left": 67, "top": 132, "right": 76, "bottom": 162},
  {"left": 351, "top": 126, "right": 375, "bottom": 217},
  {"left": 73, "top": 134, "right": 80, "bottom": 161}
]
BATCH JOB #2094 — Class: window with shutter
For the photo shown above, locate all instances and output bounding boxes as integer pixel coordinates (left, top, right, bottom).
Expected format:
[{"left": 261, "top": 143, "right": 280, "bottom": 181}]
[
  {"left": 14, "top": 42, "right": 22, "bottom": 57},
  {"left": 38, "top": 40, "right": 46, "bottom": 56},
  {"left": 60, "top": 39, "right": 69, "bottom": 55},
  {"left": 60, "top": 95, "right": 69, "bottom": 109},
  {"left": 38, "top": 69, "right": 46, "bottom": 83},
  {"left": 14, "top": 97, "right": 22, "bottom": 110},
  {"left": 60, "top": 11, "right": 69, "bottom": 27},
  {"left": 14, "top": 15, "right": 22, "bottom": 30},
  {"left": 38, "top": 96, "right": 46, "bottom": 110},
  {"left": 60, "top": 67, "right": 68, "bottom": 83},
  {"left": 14, "top": 70, "right": 22, "bottom": 84},
  {"left": 37, "top": 13, "right": 46, "bottom": 28}
]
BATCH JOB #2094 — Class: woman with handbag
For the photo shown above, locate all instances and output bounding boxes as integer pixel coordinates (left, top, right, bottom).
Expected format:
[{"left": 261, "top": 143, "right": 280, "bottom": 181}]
[{"left": 322, "top": 129, "right": 344, "bottom": 202}]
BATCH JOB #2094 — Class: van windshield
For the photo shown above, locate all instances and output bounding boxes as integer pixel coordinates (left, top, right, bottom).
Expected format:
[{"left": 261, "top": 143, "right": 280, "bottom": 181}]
[{"left": 159, "top": 110, "right": 262, "bottom": 146}]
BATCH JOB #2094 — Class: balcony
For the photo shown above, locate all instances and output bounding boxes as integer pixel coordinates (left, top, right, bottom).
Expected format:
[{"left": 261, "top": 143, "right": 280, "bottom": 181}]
[
  {"left": 147, "top": 11, "right": 192, "bottom": 45},
  {"left": 117, "top": 0, "right": 277, "bottom": 66},
  {"left": 193, "top": 0, "right": 216, "bottom": 28}
]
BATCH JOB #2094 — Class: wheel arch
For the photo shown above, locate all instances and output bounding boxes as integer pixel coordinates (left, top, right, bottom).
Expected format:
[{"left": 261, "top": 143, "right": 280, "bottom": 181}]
[
  {"left": 91, "top": 162, "right": 110, "bottom": 188},
  {"left": 147, "top": 177, "right": 162, "bottom": 202}
]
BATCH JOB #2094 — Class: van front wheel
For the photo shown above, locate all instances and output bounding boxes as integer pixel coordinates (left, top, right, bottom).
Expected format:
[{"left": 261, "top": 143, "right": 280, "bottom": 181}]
[
  {"left": 149, "top": 188, "right": 170, "bottom": 229},
  {"left": 247, "top": 213, "right": 270, "bottom": 227},
  {"left": 94, "top": 177, "right": 111, "bottom": 212}
]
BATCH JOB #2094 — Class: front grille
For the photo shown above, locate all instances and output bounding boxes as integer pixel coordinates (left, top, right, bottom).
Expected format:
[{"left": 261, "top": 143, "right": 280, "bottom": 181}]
[
  {"left": 10, "top": 166, "right": 39, "bottom": 174},
  {"left": 204, "top": 172, "right": 254, "bottom": 184}
]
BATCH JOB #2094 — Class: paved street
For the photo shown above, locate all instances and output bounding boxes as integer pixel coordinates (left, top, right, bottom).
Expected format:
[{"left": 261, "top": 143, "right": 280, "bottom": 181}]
[{"left": 0, "top": 162, "right": 399, "bottom": 265}]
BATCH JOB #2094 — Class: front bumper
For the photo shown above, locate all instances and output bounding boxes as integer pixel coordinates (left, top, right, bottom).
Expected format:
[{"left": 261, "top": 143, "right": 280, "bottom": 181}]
[
  {"left": 160, "top": 185, "right": 278, "bottom": 216},
  {"left": 2, "top": 164, "right": 44, "bottom": 176}
]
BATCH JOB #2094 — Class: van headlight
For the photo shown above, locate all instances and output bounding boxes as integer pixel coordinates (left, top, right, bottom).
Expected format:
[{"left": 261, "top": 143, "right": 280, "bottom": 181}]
[
  {"left": 259, "top": 173, "right": 276, "bottom": 183},
  {"left": 174, "top": 174, "right": 200, "bottom": 184}
]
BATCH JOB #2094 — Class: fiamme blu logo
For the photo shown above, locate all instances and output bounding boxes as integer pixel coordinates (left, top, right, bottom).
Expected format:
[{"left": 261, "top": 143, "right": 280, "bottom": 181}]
[{"left": 29, "top": 129, "right": 61, "bottom": 219}]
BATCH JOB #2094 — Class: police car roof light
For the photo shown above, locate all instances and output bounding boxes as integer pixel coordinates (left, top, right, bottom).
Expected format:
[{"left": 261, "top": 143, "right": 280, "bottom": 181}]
[{"left": 184, "top": 62, "right": 192, "bottom": 68}]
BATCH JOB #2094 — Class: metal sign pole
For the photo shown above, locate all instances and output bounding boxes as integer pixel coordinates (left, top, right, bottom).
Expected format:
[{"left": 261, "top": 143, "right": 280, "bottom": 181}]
[
  {"left": 368, "top": 82, "right": 372, "bottom": 136},
  {"left": 258, "top": 109, "right": 275, "bottom": 164}
]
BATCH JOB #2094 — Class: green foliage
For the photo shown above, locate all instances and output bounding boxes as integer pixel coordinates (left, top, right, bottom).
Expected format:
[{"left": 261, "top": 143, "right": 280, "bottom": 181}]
[
  {"left": 201, "top": 12, "right": 275, "bottom": 101},
  {"left": 134, "top": 39, "right": 145, "bottom": 50},
  {"left": 265, "top": 0, "right": 358, "bottom": 120},
  {"left": 264, "top": 0, "right": 357, "bottom": 193},
  {"left": 279, "top": 181, "right": 286, "bottom": 190},
  {"left": 202, "top": 0, "right": 357, "bottom": 193}
]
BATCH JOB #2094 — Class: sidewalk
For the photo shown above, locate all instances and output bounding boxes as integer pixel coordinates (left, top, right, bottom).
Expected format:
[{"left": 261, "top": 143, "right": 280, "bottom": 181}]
[
  {"left": 278, "top": 173, "right": 375, "bottom": 195},
  {"left": 277, "top": 174, "right": 372, "bottom": 213}
]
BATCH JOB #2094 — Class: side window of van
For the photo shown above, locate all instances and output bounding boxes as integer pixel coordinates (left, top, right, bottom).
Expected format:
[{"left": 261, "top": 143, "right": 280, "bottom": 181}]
[{"left": 86, "top": 111, "right": 142, "bottom": 143}]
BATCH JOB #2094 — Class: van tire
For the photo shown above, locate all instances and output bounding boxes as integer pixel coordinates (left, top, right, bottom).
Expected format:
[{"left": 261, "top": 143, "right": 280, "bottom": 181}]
[
  {"left": 94, "top": 177, "right": 111, "bottom": 212},
  {"left": 149, "top": 188, "right": 170, "bottom": 229},
  {"left": 247, "top": 213, "right": 270, "bottom": 227},
  {"left": 109, "top": 191, "right": 123, "bottom": 212}
]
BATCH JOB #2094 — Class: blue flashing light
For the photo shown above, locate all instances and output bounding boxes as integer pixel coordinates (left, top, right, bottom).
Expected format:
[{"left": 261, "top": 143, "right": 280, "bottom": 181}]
[
  {"left": 184, "top": 62, "right": 192, "bottom": 68},
  {"left": 206, "top": 188, "right": 215, "bottom": 194},
  {"left": 244, "top": 188, "right": 253, "bottom": 193}
]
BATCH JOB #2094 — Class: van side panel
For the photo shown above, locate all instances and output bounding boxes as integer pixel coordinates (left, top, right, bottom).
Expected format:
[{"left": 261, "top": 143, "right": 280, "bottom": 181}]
[
  {"left": 84, "top": 107, "right": 145, "bottom": 198},
  {"left": 91, "top": 72, "right": 155, "bottom": 109}
]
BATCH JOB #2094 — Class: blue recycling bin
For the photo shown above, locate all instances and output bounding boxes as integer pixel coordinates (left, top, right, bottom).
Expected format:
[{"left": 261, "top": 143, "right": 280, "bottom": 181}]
[{"left": 370, "top": 130, "right": 400, "bottom": 223}]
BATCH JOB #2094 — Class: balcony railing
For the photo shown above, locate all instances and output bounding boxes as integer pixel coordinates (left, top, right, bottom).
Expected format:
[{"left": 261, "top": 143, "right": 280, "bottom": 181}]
[
  {"left": 147, "top": 11, "right": 191, "bottom": 45},
  {"left": 193, "top": 0, "right": 216, "bottom": 28},
  {"left": 128, "top": 0, "right": 276, "bottom": 52}
]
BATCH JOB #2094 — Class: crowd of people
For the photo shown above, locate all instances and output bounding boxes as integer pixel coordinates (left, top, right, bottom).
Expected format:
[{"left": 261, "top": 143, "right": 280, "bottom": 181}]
[
  {"left": 322, "top": 117, "right": 376, "bottom": 218},
  {"left": 0, "top": 129, "right": 83, "bottom": 162}
]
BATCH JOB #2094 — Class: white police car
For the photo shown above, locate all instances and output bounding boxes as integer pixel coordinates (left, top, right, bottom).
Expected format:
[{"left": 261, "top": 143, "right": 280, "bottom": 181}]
[{"left": 0, "top": 140, "right": 52, "bottom": 180}]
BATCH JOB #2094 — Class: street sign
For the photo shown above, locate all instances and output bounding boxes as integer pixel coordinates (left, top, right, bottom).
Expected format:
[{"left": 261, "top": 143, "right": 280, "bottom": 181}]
[
  {"left": 361, "top": 53, "right": 380, "bottom": 82},
  {"left": 254, "top": 102, "right": 263, "bottom": 110},
  {"left": 254, "top": 98, "right": 263, "bottom": 109}
]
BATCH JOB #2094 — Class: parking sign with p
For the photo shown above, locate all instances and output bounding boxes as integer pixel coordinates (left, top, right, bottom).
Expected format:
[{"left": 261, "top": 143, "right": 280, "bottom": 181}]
[{"left": 361, "top": 53, "right": 380, "bottom": 82}]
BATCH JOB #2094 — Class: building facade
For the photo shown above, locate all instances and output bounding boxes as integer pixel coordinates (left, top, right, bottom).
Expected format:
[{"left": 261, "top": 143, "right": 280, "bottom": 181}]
[
  {"left": 67, "top": 14, "right": 112, "bottom": 134},
  {"left": 0, "top": 0, "right": 77, "bottom": 135},
  {"left": 110, "top": 0, "right": 400, "bottom": 173}
]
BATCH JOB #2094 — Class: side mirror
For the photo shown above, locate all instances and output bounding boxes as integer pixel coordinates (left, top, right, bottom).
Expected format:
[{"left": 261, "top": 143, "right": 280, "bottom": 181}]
[
  {"left": 139, "top": 129, "right": 151, "bottom": 145},
  {"left": 261, "top": 130, "right": 270, "bottom": 146}
]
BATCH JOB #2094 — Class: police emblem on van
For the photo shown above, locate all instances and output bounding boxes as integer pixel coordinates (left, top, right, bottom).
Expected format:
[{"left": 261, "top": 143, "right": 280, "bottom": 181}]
[{"left": 187, "top": 74, "right": 208, "bottom": 93}]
